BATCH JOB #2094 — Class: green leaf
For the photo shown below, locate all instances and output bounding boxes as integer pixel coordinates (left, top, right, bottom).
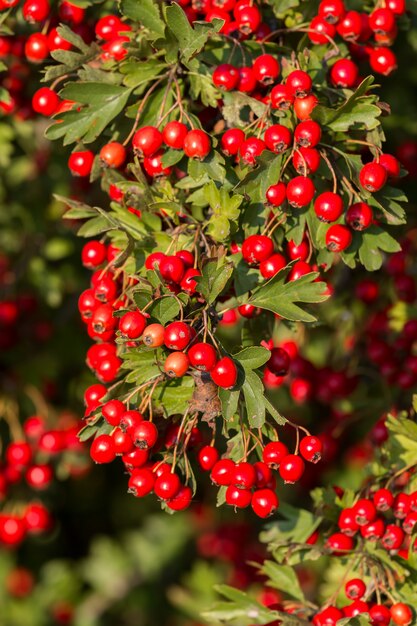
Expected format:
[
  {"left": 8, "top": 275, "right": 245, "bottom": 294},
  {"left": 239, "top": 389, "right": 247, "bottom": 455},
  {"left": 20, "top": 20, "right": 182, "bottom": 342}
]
[
  {"left": 197, "top": 259, "right": 234, "bottom": 304},
  {"left": 46, "top": 84, "right": 132, "bottom": 145},
  {"left": 161, "top": 149, "right": 185, "bottom": 168},
  {"left": 358, "top": 226, "right": 401, "bottom": 271},
  {"left": 222, "top": 91, "right": 268, "bottom": 128},
  {"left": 247, "top": 267, "right": 329, "bottom": 323},
  {"left": 242, "top": 370, "right": 265, "bottom": 428},
  {"left": 147, "top": 295, "right": 187, "bottom": 325},
  {"left": 121, "top": 349, "right": 160, "bottom": 385},
  {"left": 120, "top": 58, "right": 168, "bottom": 88},
  {"left": 163, "top": 4, "right": 223, "bottom": 64},
  {"left": 233, "top": 346, "right": 271, "bottom": 370},
  {"left": 259, "top": 562, "right": 306, "bottom": 602},
  {"left": 260, "top": 502, "right": 323, "bottom": 545},
  {"left": 55, "top": 24, "right": 90, "bottom": 52},
  {"left": 219, "top": 388, "right": 240, "bottom": 421},
  {"left": 119, "top": 0, "right": 165, "bottom": 38},
  {"left": 77, "top": 216, "right": 113, "bottom": 237},
  {"left": 152, "top": 377, "right": 195, "bottom": 416},
  {"left": 264, "top": 397, "right": 287, "bottom": 426}
]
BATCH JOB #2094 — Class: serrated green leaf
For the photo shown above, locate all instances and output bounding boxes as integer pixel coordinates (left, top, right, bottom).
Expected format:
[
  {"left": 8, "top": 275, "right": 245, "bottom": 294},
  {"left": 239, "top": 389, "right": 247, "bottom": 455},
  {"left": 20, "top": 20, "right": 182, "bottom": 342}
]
[
  {"left": 164, "top": 4, "right": 223, "bottom": 63},
  {"left": 152, "top": 377, "right": 195, "bottom": 416},
  {"left": 259, "top": 562, "right": 306, "bottom": 602},
  {"left": 197, "top": 260, "right": 234, "bottom": 304},
  {"left": 147, "top": 295, "right": 187, "bottom": 325},
  {"left": 119, "top": 0, "right": 165, "bottom": 38},
  {"left": 242, "top": 370, "right": 265, "bottom": 428}
]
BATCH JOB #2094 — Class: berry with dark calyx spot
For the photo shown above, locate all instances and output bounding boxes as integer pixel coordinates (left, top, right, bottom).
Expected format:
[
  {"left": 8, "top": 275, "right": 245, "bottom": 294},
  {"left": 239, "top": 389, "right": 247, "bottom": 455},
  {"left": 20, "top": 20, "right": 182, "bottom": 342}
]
[
  {"left": 232, "top": 462, "right": 256, "bottom": 489},
  {"left": 346, "top": 202, "right": 373, "bottom": 231},
  {"left": 353, "top": 498, "right": 376, "bottom": 526},
  {"left": 360, "top": 518, "right": 385, "bottom": 541},
  {"left": 251, "top": 488, "right": 279, "bottom": 518},
  {"left": 225, "top": 484, "right": 252, "bottom": 508},
  {"left": 180, "top": 268, "right": 201, "bottom": 294},
  {"left": 183, "top": 129, "right": 211, "bottom": 160},
  {"left": 326, "top": 224, "right": 352, "bottom": 252},
  {"left": 264, "top": 124, "right": 292, "bottom": 154},
  {"left": 235, "top": 3, "right": 261, "bottom": 34},
  {"left": 99, "top": 142, "right": 126, "bottom": 168},
  {"left": 308, "top": 16, "right": 336, "bottom": 45},
  {"left": 119, "top": 311, "right": 146, "bottom": 339},
  {"left": 239, "top": 136, "right": 266, "bottom": 165},
  {"left": 381, "top": 523, "right": 404, "bottom": 549},
  {"left": 188, "top": 342, "right": 217, "bottom": 372},
  {"left": 119, "top": 409, "right": 143, "bottom": 434},
  {"left": 253, "top": 54, "right": 280, "bottom": 85},
  {"left": 131, "top": 421, "right": 158, "bottom": 449},
  {"left": 359, "top": 162, "right": 388, "bottom": 192},
  {"left": 212, "top": 63, "right": 239, "bottom": 91},
  {"left": 242, "top": 234, "right": 274, "bottom": 265},
  {"left": 314, "top": 191, "right": 344, "bottom": 222},
  {"left": 294, "top": 120, "right": 322, "bottom": 148},
  {"left": 318, "top": 0, "right": 346, "bottom": 24},
  {"left": 286, "top": 176, "right": 315, "bottom": 208},
  {"left": 286, "top": 70, "right": 312, "bottom": 98},
  {"left": 345, "top": 578, "right": 366, "bottom": 600},
  {"left": 393, "top": 492, "right": 410, "bottom": 519},
  {"left": 22, "top": 0, "right": 50, "bottom": 22},
  {"left": 293, "top": 147, "right": 320, "bottom": 174},
  {"left": 299, "top": 436, "right": 323, "bottom": 463},
  {"left": 369, "top": 8, "right": 396, "bottom": 35},
  {"left": 262, "top": 441, "right": 289, "bottom": 468},
  {"left": 211, "top": 357, "right": 238, "bottom": 389},
  {"left": 142, "top": 323, "right": 165, "bottom": 347},
  {"left": 164, "top": 352, "right": 189, "bottom": 378},
  {"left": 330, "top": 59, "right": 359, "bottom": 88},
  {"left": 266, "top": 182, "right": 286, "bottom": 207},
  {"left": 279, "top": 454, "right": 305, "bottom": 483},
  {"left": 164, "top": 321, "right": 192, "bottom": 351},
  {"left": 373, "top": 487, "right": 394, "bottom": 511},
  {"left": 132, "top": 126, "right": 163, "bottom": 157},
  {"left": 270, "top": 83, "right": 294, "bottom": 110},
  {"left": 221, "top": 128, "right": 246, "bottom": 156},
  {"left": 337, "top": 10, "right": 362, "bottom": 40},
  {"left": 338, "top": 507, "right": 359, "bottom": 536},
  {"left": 128, "top": 468, "right": 155, "bottom": 497}
]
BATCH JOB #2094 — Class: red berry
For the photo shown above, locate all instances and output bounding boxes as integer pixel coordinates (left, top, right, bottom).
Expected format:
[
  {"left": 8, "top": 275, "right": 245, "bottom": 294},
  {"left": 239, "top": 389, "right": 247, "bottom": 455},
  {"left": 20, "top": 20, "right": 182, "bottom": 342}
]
[
  {"left": 167, "top": 485, "right": 192, "bottom": 511},
  {"left": 390, "top": 604, "right": 413, "bottom": 626},
  {"left": 330, "top": 59, "right": 359, "bottom": 88},
  {"left": 381, "top": 523, "right": 404, "bottom": 549},
  {"left": 338, "top": 507, "right": 359, "bottom": 536},
  {"left": 239, "top": 136, "right": 266, "bottom": 165},
  {"left": 294, "top": 94, "right": 319, "bottom": 120},
  {"left": 267, "top": 347, "right": 290, "bottom": 376},
  {"left": 32, "top": 87, "right": 59, "bottom": 116},
  {"left": 294, "top": 120, "right": 321, "bottom": 148},
  {"left": 232, "top": 462, "right": 256, "bottom": 489},
  {"left": 313, "top": 606, "right": 344, "bottom": 626},
  {"left": 259, "top": 253, "right": 286, "bottom": 279},
  {"left": 369, "top": 8, "right": 396, "bottom": 34},
  {"left": 225, "top": 484, "right": 252, "bottom": 508},
  {"left": 314, "top": 192, "right": 344, "bottom": 222},
  {"left": 102, "top": 399, "right": 124, "bottom": 427},
  {"left": 198, "top": 445, "right": 220, "bottom": 471},
  {"left": 345, "top": 578, "right": 366, "bottom": 600},
  {"left": 325, "top": 224, "right": 352, "bottom": 252},
  {"left": 22, "top": 0, "right": 50, "bottom": 22},
  {"left": 318, "top": 0, "right": 346, "bottom": 24},
  {"left": 90, "top": 434, "right": 116, "bottom": 463},
  {"left": 286, "top": 70, "right": 313, "bottom": 98},
  {"left": 68, "top": 150, "right": 94, "bottom": 177},
  {"left": 180, "top": 268, "right": 201, "bottom": 294},
  {"left": 265, "top": 182, "right": 286, "bottom": 207},
  {"left": 345, "top": 202, "right": 373, "bottom": 231},
  {"left": 119, "top": 311, "right": 147, "bottom": 339},
  {"left": 154, "top": 472, "right": 181, "bottom": 500},
  {"left": 264, "top": 124, "right": 292, "bottom": 154},
  {"left": 242, "top": 234, "right": 274, "bottom": 264},
  {"left": 369, "top": 47, "right": 397, "bottom": 76},
  {"left": 133, "top": 126, "right": 163, "bottom": 157},
  {"left": 373, "top": 487, "right": 394, "bottom": 511},
  {"left": 293, "top": 147, "right": 321, "bottom": 175},
  {"left": 183, "top": 130, "right": 211, "bottom": 160},
  {"left": 25, "top": 33, "right": 49, "bottom": 63},
  {"left": 159, "top": 255, "right": 185, "bottom": 283},
  {"left": 253, "top": 54, "right": 280, "bottom": 85},
  {"left": 270, "top": 83, "right": 294, "bottom": 110},
  {"left": 164, "top": 352, "right": 189, "bottom": 378},
  {"left": 235, "top": 4, "right": 261, "bottom": 33},
  {"left": 337, "top": 10, "right": 362, "bottom": 40},
  {"left": 379, "top": 153, "right": 400, "bottom": 178},
  {"left": 279, "top": 454, "right": 305, "bottom": 483},
  {"left": 359, "top": 162, "right": 388, "bottom": 192},
  {"left": 162, "top": 120, "right": 188, "bottom": 149},
  {"left": 131, "top": 420, "right": 158, "bottom": 449},
  {"left": 6, "top": 442, "right": 32, "bottom": 467},
  {"left": 251, "top": 488, "right": 279, "bottom": 518},
  {"left": 286, "top": 176, "right": 315, "bottom": 208},
  {"left": 143, "top": 150, "right": 172, "bottom": 177},
  {"left": 212, "top": 63, "right": 239, "bottom": 91},
  {"left": 369, "top": 604, "right": 391, "bottom": 626},
  {"left": 221, "top": 128, "right": 246, "bottom": 156},
  {"left": 308, "top": 16, "right": 336, "bottom": 45},
  {"left": 210, "top": 458, "right": 235, "bottom": 486},
  {"left": 128, "top": 468, "right": 155, "bottom": 497},
  {"left": 188, "top": 342, "right": 217, "bottom": 372},
  {"left": 262, "top": 441, "right": 289, "bottom": 468},
  {"left": 99, "top": 142, "right": 126, "bottom": 168},
  {"left": 237, "top": 66, "right": 257, "bottom": 93},
  {"left": 211, "top": 356, "right": 238, "bottom": 389},
  {"left": 326, "top": 532, "right": 354, "bottom": 554},
  {"left": 81, "top": 241, "right": 106, "bottom": 269},
  {"left": 164, "top": 321, "right": 192, "bottom": 351},
  {"left": 299, "top": 436, "right": 323, "bottom": 463}
]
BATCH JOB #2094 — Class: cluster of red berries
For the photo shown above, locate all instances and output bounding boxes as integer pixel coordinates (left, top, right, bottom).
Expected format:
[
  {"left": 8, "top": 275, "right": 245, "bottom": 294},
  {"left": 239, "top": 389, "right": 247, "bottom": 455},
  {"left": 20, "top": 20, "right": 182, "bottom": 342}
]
[
  {"left": 0, "top": 411, "right": 87, "bottom": 547},
  {"left": 309, "top": 0, "right": 406, "bottom": 77}
]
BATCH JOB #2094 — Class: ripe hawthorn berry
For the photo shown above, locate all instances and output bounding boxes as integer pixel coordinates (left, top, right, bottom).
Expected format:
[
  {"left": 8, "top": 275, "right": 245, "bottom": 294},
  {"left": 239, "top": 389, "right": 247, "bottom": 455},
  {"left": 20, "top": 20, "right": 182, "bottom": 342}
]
[
  {"left": 380, "top": 153, "right": 400, "bottom": 178},
  {"left": 235, "top": 4, "right": 261, "bottom": 33},
  {"left": 198, "top": 445, "right": 220, "bottom": 471},
  {"left": 381, "top": 523, "right": 404, "bottom": 549},
  {"left": 68, "top": 150, "right": 94, "bottom": 177},
  {"left": 119, "top": 311, "right": 146, "bottom": 339},
  {"left": 369, "top": 47, "right": 397, "bottom": 76},
  {"left": 211, "top": 356, "right": 238, "bottom": 388},
  {"left": 313, "top": 606, "right": 344, "bottom": 626},
  {"left": 359, "top": 162, "right": 388, "bottom": 192},
  {"left": 180, "top": 268, "right": 201, "bottom": 294},
  {"left": 239, "top": 136, "right": 266, "bottom": 165},
  {"left": 32, "top": 87, "right": 59, "bottom": 116},
  {"left": 154, "top": 472, "right": 181, "bottom": 500},
  {"left": 22, "top": 0, "right": 50, "bottom": 23},
  {"left": 270, "top": 83, "right": 294, "bottom": 110},
  {"left": 326, "top": 532, "right": 354, "bottom": 554},
  {"left": 159, "top": 255, "right": 185, "bottom": 283},
  {"left": 259, "top": 253, "right": 286, "bottom": 279},
  {"left": 133, "top": 126, "right": 163, "bottom": 157},
  {"left": 286, "top": 70, "right": 313, "bottom": 99},
  {"left": 308, "top": 16, "right": 336, "bottom": 45},
  {"left": 286, "top": 176, "right": 315, "bottom": 208},
  {"left": 242, "top": 234, "right": 274, "bottom": 264},
  {"left": 293, "top": 147, "right": 321, "bottom": 174},
  {"left": 81, "top": 241, "right": 106, "bottom": 269},
  {"left": 221, "top": 128, "right": 246, "bottom": 156},
  {"left": 90, "top": 434, "right": 116, "bottom": 464},
  {"left": 345, "top": 202, "right": 373, "bottom": 231},
  {"left": 164, "top": 321, "right": 192, "bottom": 351},
  {"left": 251, "top": 488, "right": 279, "bottom": 518},
  {"left": 294, "top": 94, "right": 319, "bottom": 120},
  {"left": 294, "top": 120, "right": 322, "bottom": 147},
  {"left": 369, "top": 8, "right": 396, "bottom": 34},
  {"left": 279, "top": 454, "right": 305, "bottom": 483},
  {"left": 131, "top": 420, "right": 158, "bottom": 449},
  {"left": 264, "top": 124, "right": 292, "bottom": 154},
  {"left": 212, "top": 63, "right": 239, "bottom": 91},
  {"left": 162, "top": 120, "right": 188, "bottom": 149},
  {"left": 6, "top": 442, "right": 32, "bottom": 467},
  {"left": 188, "top": 342, "right": 217, "bottom": 372},
  {"left": 210, "top": 458, "right": 235, "bottom": 486},
  {"left": 265, "top": 182, "right": 286, "bottom": 207},
  {"left": 143, "top": 150, "right": 172, "bottom": 177},
  {"left": 167, "top": 485, "right": 192, "bottom": 511},
  {"left": 164, "top": 352, "right": 189, "bottom": 378},
  {"left": 318, "top": 0, "right": 346, "bottom": 24},
  {"left": 345, "top": 578, "right": 366, "bottom": 600},
  {"left": 128, "top": 468, "right": 155, "bottom": 497},
  {"left": 142, "top": 323, "right": 165, "bottom": 348},
  {"left": 232, "top": 462, "right": 256, "bottom": 489},
  {"left": 25, "top": 33, "right": 49, "bottom": 63},
  {"left": 267, "top": 348, "right": 290, "bottom": 376},
  {"left": 390, "top": 604, "right": 413, "bottom": 626},
  {"left": 102, "top": 399, "right": 125, "bottom": 426},
  {"left": 337, "top": 10, "right": 362, "bottom": 40},
  {"left": 314, "top": 191, "right": 344, "bottom": 222},
  {"left": 326, "top": 224, "right": 352, "bottom": 252},
  {"left": 299, "top": 435, "right": 323, "bottom": 463},
  {"left": 253, "top": 54, "right": 280, "bottom": 85},
  {"left": 225, "top": 484, "right": 252, "bottom": 508},
  {"left": 183, "top": 129, "right": 211, "bottom": 160},
  {"left": 237, "top": 66, "right": 257, "bottom": 93},
  {"left": 99, "top": 142, "right": 126, "bottom": 168}
]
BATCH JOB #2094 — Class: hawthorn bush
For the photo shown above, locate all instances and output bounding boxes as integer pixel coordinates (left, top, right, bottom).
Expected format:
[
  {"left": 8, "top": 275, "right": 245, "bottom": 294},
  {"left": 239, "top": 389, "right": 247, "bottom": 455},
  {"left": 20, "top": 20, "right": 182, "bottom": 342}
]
[{"left": 1, "top": 0, "right": 417, "bottom": 624}]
